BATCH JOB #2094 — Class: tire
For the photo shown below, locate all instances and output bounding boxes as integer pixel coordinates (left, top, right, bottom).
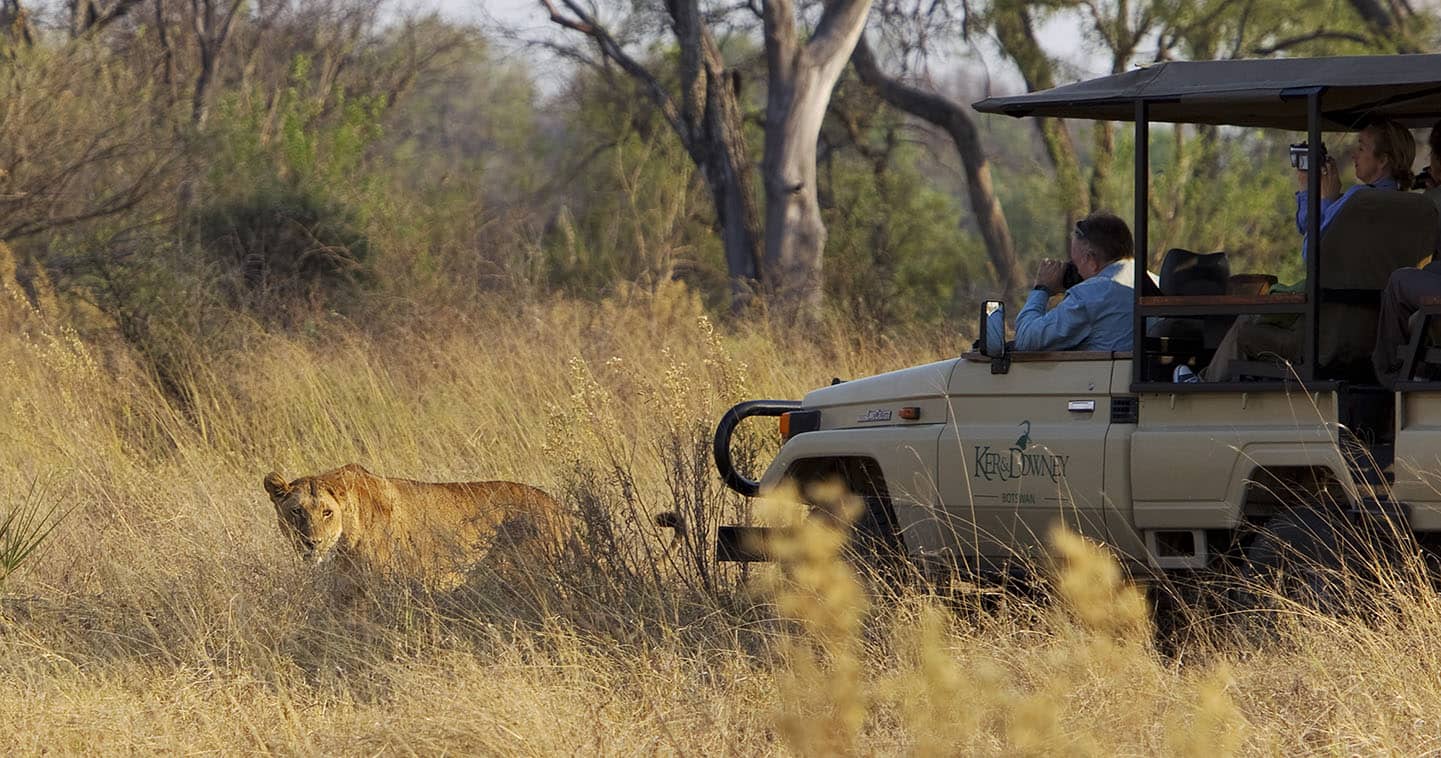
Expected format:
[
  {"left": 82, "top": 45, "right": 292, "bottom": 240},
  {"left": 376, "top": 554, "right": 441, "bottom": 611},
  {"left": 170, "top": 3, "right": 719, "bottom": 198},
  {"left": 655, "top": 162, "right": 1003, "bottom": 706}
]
[
  {"left": 846, "top": 494, "right": 906, "bottom": 579},
  {"left": 1235, "top": 507, "right": 1352, "bottom": 615},
  {"left": 792, "top": 461, "right": 906, "bottom": 581}
]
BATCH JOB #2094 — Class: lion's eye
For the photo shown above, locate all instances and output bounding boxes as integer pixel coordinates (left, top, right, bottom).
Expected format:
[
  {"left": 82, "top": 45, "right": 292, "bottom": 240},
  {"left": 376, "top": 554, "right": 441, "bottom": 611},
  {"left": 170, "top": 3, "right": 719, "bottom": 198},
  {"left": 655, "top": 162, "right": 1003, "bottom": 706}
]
[
  {"left": 290, "top": 506, "right": 302, "bottom": 516},
  {"left": 322, "top": 509, "right": 334, "bottom": 519}
]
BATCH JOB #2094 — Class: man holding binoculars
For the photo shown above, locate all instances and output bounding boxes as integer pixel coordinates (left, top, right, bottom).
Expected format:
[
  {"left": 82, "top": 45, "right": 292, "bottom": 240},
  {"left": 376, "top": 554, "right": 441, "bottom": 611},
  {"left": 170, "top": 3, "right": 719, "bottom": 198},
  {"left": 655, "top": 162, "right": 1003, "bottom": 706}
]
[{"left": 1014, "top": 211, "right": 1142, "bottom": 352}]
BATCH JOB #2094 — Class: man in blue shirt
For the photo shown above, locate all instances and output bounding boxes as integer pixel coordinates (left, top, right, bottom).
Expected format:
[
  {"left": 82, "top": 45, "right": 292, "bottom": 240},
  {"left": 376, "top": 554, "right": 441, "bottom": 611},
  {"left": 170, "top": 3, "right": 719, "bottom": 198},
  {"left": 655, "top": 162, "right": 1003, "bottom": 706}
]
[{"left": 1014, "top": 212, "right": 1139, "bottom": 352}]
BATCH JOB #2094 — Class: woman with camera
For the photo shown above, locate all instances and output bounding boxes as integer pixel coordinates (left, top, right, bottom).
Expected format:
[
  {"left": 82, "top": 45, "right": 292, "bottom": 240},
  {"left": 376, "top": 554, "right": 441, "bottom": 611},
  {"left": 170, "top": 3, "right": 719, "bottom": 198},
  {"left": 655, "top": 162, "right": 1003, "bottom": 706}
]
[
  {"left": 1422, "top": 123, "right": 1441, "bottom": 205},
  {"left": 1182, "top": 118, "right": 1418, "bottom": 382},
  {"left": 1294, "top": 118, "right": 1416, "bottom": 258},
  {"left": 1372, "top": 121, "right": 1441, "bottom": 386}
]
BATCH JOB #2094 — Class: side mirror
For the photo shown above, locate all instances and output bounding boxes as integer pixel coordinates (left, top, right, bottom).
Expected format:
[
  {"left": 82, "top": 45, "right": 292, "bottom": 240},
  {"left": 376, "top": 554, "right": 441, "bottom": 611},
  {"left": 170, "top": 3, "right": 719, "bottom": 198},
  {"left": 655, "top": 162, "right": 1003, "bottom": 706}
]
[
  {"left": 980, "top": 300, "right": 1006, "bottom": 356},
  {"left": 979, "top": 300, "right": 1010, "bottom": 374}
]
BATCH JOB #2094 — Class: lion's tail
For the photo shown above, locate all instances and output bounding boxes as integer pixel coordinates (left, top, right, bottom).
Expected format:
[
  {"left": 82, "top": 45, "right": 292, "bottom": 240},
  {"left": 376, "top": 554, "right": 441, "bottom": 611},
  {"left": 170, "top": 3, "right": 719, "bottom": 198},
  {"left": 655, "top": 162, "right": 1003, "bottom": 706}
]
[{"left": 655, "top": 511, "right": 685, "bottom": 550}]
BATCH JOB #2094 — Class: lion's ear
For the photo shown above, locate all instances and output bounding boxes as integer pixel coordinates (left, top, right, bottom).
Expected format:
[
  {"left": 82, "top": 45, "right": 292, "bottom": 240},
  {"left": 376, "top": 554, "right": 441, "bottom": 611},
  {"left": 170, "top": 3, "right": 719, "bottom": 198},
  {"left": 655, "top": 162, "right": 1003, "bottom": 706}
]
[{"left": 263, "top": 471, "right": 291, "bottom": 501}]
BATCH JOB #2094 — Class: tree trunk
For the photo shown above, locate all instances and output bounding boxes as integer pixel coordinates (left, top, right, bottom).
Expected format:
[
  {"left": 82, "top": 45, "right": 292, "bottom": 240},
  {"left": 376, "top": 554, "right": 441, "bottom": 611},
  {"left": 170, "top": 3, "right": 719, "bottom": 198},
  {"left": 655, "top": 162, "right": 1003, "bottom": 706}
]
[
  {"left": 706, "top": 110, "right": 765, "bottom": 305},
  {"left": 154, "top": 0, "right": 175, "bottom": 92},
  {"left": 192, "top": 44, "right": 216, "bottom": 126},
  {"left": 668, "top": 0, "right": 764, "bottom": 307},
  {"left": 851, "top": 36, "right": 1024, "bottom": 300},
  {"left": 993, "top": 3, "right": 1087, "bottom": 224},
  {"left": 761, "top": 0, "right": 874, "bottom": 315},
  {"left": 762, "top": 69, "right": 830, "bottom": 313},
  {"left": 1089, "top": 121, "right": 1112, "bottom": 212},
  {"left": 189, "top": 0, "right": 243, "bottom": 127},
  {"left": 544, "top": 0, "right": 762, "bottom": 310},
  {"left": 1, "top": 0, "right": 35, "bottom": 46}
]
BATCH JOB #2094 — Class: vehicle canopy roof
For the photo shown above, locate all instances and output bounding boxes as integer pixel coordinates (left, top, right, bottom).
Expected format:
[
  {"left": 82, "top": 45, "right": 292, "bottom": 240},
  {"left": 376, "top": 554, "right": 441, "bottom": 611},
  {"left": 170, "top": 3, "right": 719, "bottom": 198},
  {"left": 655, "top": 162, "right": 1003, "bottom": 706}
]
[{"left": 972, "top": 54, "right": 1441, "bottom": 130}]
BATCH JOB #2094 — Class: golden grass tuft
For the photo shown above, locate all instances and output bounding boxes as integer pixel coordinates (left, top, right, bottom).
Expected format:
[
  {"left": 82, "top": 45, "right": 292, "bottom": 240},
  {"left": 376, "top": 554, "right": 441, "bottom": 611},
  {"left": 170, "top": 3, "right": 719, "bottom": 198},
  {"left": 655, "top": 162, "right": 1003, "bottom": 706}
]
[
  {"left": 761, "top": 483, "right": 870, "bottom": 755},
  {"left": 1049, "top": 525, "right": 1151, "bottom": 643}
]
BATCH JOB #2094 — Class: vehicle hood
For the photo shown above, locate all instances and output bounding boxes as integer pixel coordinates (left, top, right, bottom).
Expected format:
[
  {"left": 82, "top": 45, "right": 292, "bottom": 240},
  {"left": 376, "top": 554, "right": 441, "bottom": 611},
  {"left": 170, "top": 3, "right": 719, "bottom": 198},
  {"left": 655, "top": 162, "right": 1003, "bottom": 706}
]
[{"left": 801, "top": 359, "right": 958, "bottom": 409}]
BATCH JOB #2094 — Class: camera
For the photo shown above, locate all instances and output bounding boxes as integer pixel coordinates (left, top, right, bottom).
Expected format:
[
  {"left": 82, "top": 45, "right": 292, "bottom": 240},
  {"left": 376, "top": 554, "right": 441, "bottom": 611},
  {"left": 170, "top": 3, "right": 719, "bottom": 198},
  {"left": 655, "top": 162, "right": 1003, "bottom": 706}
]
[
  {"left": 1288, "top": 141, "right": 1328, "bottom": 172},
  {"left": 1061, "top": 261, "right": 1083, "bottom": 290},
  {"left": 1415, "top": 167, "right": 1435, "bottom": 191}
]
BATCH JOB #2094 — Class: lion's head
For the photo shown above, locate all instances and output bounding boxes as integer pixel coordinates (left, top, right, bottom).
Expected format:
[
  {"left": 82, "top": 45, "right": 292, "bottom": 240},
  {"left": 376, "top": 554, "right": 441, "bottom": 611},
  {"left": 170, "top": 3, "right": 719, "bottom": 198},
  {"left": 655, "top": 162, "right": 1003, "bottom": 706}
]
[{"left": 263, "top": 471, "right": 345, "bottom": 564}]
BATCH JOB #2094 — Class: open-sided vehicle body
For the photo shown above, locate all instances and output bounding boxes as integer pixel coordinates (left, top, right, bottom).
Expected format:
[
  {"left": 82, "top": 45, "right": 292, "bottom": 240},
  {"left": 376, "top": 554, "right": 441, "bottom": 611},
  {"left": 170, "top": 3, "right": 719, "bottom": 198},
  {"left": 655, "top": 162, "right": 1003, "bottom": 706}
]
[{"left": 714, "top": 54, "right": 1441, "bottom": 580}]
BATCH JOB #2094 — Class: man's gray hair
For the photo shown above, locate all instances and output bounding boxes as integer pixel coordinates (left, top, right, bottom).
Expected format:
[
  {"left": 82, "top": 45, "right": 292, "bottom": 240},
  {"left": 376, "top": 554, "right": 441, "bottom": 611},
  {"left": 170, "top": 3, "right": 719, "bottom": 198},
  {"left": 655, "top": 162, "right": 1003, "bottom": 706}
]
[{"left": 1073, "top": 212, "right": 1133, "bottom": 263}]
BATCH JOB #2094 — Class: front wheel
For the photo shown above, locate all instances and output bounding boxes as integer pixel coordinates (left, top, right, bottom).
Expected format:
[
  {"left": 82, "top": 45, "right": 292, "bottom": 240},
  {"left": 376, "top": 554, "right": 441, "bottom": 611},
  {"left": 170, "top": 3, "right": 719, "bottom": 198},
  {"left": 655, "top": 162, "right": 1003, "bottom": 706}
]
[{"left": 797, "top": 481, "right": 906, "bottom": 584}]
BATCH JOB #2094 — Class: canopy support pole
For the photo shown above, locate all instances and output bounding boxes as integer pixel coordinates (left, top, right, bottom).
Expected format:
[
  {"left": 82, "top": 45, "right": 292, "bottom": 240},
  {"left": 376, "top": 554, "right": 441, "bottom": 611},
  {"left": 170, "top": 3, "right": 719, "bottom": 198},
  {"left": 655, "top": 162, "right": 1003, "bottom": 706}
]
[
  {"left": 1304, "top": 90, "right": 1322, "bottom": 382},
  {"left": 1132, "top": 99, "right": 1149, "bottom": 386}
]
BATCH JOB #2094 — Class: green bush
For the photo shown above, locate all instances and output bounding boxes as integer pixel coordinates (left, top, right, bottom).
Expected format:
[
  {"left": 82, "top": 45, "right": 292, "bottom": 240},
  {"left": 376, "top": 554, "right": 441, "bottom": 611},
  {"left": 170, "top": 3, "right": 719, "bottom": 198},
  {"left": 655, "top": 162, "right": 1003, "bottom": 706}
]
[
  {"left": 194, "top": 186, "right": 373, "bottom": 314},
  {"left": 823, "top": 146, "right": 989, "bottom": 328},
  {"left": 538, "top": 78, "right": 727, "bottom": 305},
  {"left": 192, "top": 55, "right": 386, "bottom": 320}
]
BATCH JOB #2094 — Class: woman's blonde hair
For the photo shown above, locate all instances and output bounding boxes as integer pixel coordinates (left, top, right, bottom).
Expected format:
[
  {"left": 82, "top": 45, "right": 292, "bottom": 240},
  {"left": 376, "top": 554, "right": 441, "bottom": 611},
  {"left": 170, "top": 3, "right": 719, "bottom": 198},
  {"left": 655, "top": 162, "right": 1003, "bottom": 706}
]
[{"left": 1364, "top": 118, "right": 1416, "bottom": 187}]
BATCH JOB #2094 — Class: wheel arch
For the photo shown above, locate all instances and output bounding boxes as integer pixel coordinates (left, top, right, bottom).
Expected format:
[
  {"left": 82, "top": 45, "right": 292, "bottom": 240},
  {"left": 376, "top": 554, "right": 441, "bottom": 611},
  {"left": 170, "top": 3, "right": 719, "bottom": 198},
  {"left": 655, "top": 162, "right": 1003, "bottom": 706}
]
[
  {"left": 780, "top": 455, "right": 903, "bottom": 551},
  {"left": 1235, "top": 462, "right": 1354, "bottom": 521}
]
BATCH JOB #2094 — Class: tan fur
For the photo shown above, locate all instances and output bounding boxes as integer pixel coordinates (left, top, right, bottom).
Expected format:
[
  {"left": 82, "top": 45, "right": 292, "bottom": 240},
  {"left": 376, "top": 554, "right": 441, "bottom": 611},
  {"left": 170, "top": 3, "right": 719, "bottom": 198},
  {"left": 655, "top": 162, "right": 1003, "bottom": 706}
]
[{"left": 263, "top": 464, "right": 570, "bottom": 592}]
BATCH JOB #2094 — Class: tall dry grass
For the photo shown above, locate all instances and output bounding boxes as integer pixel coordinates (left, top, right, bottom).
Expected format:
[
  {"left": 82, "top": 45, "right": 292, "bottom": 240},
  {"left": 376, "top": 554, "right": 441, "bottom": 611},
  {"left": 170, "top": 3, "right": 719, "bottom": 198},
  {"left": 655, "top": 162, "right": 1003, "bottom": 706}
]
[{"left": 3, "top": 282, "right": 1441, "bottom": 754}]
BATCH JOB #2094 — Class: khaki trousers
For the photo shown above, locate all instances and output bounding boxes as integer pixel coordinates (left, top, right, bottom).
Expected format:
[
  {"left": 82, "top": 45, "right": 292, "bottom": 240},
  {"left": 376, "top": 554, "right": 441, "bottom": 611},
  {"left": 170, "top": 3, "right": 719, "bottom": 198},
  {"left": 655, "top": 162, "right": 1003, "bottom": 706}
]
[
  {"left": 1201, "top": 315, "right": 1303, "bottom": 381},
  {"left": 1373, "top": 266, "right": 1441, "bottom": 386}
]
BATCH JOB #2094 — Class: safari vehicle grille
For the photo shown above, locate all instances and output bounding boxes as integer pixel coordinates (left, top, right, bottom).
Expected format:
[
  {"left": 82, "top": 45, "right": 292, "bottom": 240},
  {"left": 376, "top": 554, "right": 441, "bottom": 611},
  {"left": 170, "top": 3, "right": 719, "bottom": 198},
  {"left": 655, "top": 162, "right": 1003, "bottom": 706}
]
[{"left": 1111, "top": 396, "right": 1139, "bottom": 424}]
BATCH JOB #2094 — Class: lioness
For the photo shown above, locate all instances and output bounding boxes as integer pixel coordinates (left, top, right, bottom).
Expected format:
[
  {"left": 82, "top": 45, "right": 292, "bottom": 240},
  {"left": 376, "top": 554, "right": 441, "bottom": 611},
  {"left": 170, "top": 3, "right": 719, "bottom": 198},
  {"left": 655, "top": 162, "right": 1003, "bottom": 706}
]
[{"left": 262, "top": 464, "right": 570, "bottom": 591}]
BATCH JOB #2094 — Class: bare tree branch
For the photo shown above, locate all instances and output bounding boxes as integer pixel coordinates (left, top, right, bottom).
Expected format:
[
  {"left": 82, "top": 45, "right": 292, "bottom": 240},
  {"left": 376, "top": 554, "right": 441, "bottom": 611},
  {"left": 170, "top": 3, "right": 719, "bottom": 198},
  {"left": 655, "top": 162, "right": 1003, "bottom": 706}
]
[
  {"left": 1347, "top": 0, "right": 1418, "bottom": 51},
  {"left": 538, "top": 0, "right": 689, "bottom": 148},
  {"left": 86, "top": 0, "right": 145, "bottom": 33},
  {"left": 806, "top": 0, "right": 874, "bottom": 74},
  {"left": 1250, "top": 29, "right": 1371, "bottom": 55},
  {"left": 851, "top": 33, "right": 1023, "bottom": 299}
]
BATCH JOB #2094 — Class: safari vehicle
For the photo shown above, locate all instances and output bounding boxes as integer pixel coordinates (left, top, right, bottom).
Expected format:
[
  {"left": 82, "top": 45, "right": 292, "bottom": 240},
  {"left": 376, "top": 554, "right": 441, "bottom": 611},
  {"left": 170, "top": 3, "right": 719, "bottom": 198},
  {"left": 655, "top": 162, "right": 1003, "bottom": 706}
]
[{"left": 712, "top": 54, "right": 1441, "bottom": 587}]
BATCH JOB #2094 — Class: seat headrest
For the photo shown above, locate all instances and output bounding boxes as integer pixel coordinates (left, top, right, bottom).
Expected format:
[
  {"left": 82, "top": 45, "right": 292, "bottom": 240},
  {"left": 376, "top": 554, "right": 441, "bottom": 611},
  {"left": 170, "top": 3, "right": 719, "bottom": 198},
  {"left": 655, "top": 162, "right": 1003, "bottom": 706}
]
[{"left": 1159, "top": 249, "right": 1229, "bottom": 297}]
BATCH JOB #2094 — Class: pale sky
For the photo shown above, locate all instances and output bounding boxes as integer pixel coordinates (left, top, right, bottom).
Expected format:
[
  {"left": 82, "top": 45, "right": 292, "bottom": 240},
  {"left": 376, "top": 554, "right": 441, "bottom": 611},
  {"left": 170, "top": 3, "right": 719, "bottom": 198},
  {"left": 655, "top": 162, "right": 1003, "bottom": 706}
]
[{"left": 455, "top": 0, "right": 1103, "bottom": 96}]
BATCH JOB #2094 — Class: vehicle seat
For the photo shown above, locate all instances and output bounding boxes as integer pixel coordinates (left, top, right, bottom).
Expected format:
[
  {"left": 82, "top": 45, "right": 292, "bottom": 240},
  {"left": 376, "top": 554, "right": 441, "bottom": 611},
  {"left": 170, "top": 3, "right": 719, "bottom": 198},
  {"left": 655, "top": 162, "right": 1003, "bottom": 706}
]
[
  {"left": 1318, "top": 189, "right": 1439, "bottom": 378},
  {"left": 1395, "top": 305, "right": 1441, "bottom": 382},
  {"left": 1222, "top": 190, "right": 1437, "bottom": 383},
  {"left": 1160, "top": 249, "right": 1230, "bottom": 296},
  {"left": 1146, "top": 249, "right": 1230, "bottom": 346}
]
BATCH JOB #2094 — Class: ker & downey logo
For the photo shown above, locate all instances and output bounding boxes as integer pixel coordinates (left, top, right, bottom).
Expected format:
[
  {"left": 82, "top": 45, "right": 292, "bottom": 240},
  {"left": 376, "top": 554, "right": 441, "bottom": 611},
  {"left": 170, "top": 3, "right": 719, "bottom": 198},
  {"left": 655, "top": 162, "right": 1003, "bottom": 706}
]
[{"left": 973, "top": 420, "right": 1070, "bottom": 482}]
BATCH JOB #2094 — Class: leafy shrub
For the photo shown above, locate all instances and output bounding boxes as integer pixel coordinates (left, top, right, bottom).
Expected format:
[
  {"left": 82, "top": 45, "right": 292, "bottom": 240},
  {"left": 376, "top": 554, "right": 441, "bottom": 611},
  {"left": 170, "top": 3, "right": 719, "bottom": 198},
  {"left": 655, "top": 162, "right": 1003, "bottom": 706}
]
[
  {"left": 823, "top": 146, "right": 989, "bottom": 328},
  {"left": 194, "top": 185, "right": 373, "bottom": 315},
  {"left": 192, "top": 55, "right": 386, "bottom": 321}
]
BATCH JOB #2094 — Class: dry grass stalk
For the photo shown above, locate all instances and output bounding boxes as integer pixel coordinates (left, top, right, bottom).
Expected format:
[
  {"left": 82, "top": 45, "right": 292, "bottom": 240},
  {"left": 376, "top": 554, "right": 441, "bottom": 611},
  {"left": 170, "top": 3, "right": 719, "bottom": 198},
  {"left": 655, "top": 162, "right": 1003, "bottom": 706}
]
[{"left": 2, "top": 292, "right": 1440, "bottom": 753}]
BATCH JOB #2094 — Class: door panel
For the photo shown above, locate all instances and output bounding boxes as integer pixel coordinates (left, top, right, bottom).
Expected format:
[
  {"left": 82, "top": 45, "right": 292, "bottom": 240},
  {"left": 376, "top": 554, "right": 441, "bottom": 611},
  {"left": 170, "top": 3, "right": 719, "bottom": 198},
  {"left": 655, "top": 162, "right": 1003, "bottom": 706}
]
[{"left": 937, "top": 356, "right": 1117, "bottom": 562}]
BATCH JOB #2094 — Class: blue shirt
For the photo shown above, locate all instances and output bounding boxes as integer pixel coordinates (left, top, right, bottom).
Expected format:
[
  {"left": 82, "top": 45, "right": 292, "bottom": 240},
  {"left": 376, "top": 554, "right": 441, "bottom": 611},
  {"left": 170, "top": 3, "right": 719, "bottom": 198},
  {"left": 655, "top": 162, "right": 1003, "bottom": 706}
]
[
  {"left": 1295, "top": 176, "right": 1399, "bottom": 258},
  {"left": 1014, "top": 259, "right": 1142, "bottom": 352}
]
